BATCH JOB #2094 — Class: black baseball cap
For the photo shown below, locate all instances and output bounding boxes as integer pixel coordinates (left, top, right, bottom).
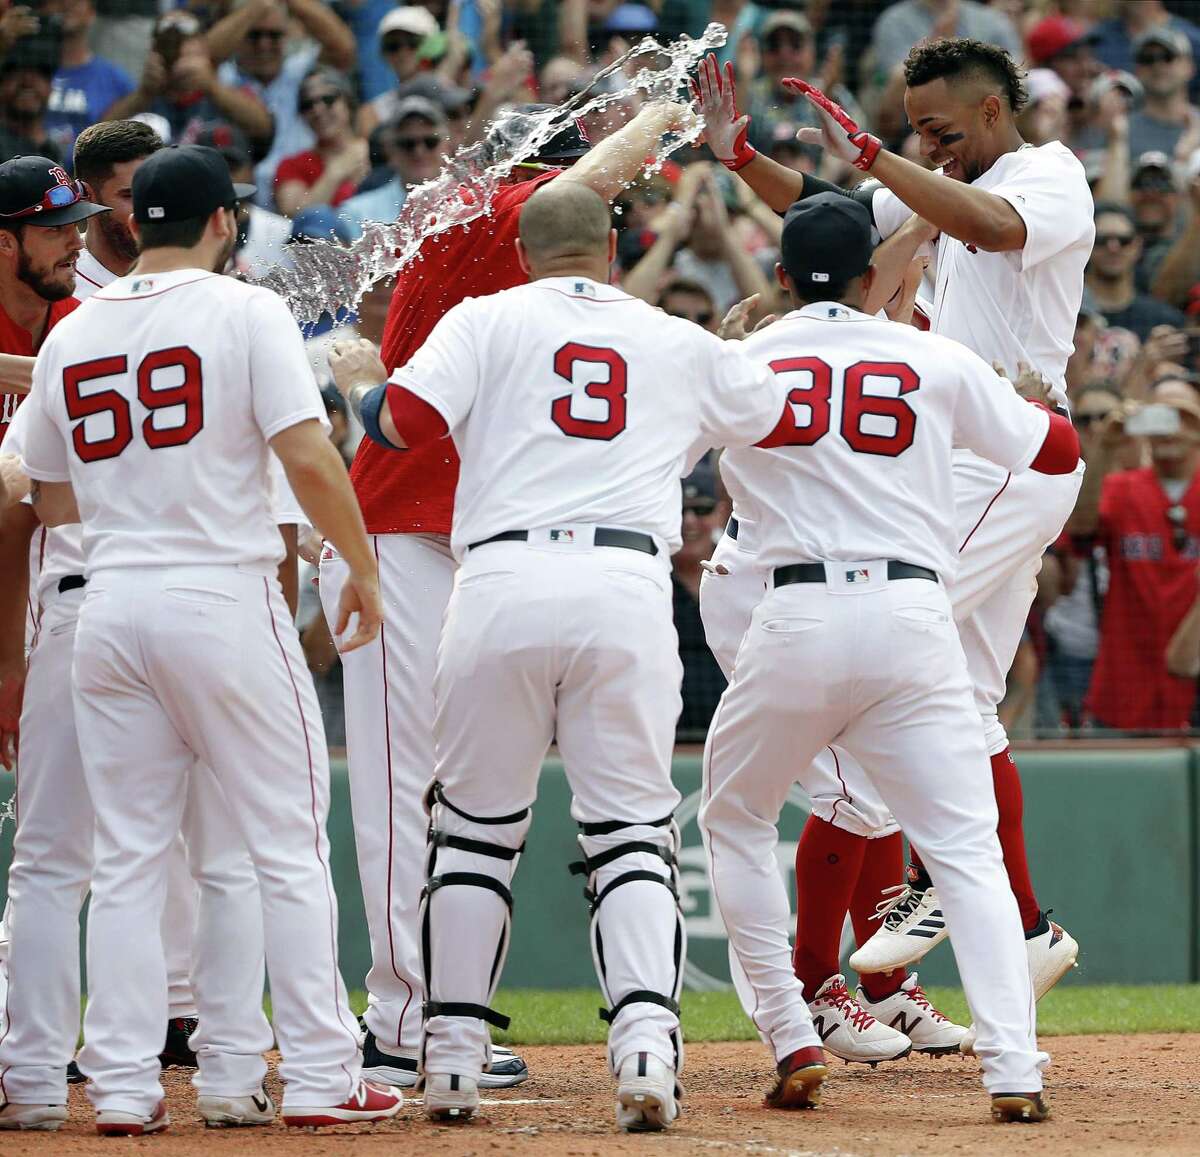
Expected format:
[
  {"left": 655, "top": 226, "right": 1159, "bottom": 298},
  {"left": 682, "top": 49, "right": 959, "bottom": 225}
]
[
  {"left": 780, "top": 193, "right": 873, "bottom": 289},
  {"left": 0, "top": 155, "right": 109, "bottom": 227},
  {"left": 132, "top": 144, "right": 256, "bottom": 224},
  {"left": 494, "top": 104, "right": 591, "bottom": 166}
]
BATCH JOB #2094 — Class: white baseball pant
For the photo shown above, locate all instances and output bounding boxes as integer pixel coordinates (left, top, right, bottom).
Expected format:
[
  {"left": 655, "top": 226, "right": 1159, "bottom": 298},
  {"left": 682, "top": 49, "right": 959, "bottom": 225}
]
[
  {"left": 422, "top": 535, "right": 685, "bottom": 1079},
  {"left": 0, "top": 584, "right": 269, "bottom": 1104},
  {"left": 701, "top": 571, "right": 1047, "bottom": 1092},
  {"left": 318, "top": 533, "right": 456, "bottom": 1057},
  {"left": 71, "top": 566, "right": 361, "bottom": 1115},
  {"left": 703, "top": 462, "right": 1085, "bottom": 836}
]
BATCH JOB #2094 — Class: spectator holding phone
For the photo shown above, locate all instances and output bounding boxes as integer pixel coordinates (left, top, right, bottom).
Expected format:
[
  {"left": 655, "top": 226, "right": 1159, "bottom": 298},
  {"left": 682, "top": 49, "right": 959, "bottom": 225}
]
[{"left": 1069, "top": 381, "right": 1200, "bottom": 731}]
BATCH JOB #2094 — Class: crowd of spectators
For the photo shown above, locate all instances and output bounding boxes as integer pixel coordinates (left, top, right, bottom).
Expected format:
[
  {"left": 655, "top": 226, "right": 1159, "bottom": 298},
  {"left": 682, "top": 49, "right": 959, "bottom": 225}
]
[{"left": 4, "top": 0, "right": 1200, "bottom": 739}]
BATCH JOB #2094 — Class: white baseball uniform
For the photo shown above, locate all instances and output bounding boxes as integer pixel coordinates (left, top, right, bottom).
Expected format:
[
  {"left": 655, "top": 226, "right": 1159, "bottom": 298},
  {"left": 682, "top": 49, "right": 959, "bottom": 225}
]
[
  {"left": 701, "top": 142, "right": 1092, "bottom": 838},
  {"left": 381, "top": 275, "right": 788, "bottom": 1081},
  {"left": 700, "top": 303, "right": 1055, "bottom": 1094},
  {"left": 17, "top": 268, "right": 360, "bottom": 1116}
]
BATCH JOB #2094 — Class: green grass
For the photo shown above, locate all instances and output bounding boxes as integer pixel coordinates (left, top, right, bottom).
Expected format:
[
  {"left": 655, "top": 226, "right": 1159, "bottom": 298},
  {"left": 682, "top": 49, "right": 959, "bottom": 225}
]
[{"left": 350, "top": 985, "right": 1200, "bottom": 1046}]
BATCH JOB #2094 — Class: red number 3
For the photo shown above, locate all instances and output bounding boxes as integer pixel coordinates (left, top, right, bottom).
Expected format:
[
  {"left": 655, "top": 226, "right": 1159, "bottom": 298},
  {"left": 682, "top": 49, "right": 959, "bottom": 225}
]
[
  {"left": 64, "top": 347, "right": 205, "bottom": 463},
  {"left": 550, "top": 342, "right": 628, "bottom": 441}
]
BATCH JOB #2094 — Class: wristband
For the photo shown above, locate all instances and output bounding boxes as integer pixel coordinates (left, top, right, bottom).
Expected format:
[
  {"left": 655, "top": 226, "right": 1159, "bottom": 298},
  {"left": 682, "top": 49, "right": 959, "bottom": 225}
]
[
  {"left": 351, "top": 381, "right": 400, "bottom": 449},
  {"left": 725, "top": 141, "right": 757, "bottom": 172}
]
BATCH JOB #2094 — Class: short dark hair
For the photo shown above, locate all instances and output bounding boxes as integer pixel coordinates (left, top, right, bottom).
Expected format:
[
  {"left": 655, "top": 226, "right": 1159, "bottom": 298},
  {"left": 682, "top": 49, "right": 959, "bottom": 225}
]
[
  {"left": 73, "top": 119, "right": 163, "bottom": 188},
  {"left": 659, "top": 277, "right": 715, "bottom": 309},
  {"left": 904, "top": 38, "right": 1028, "bottom": 113},
  {"left": 136, "top": 214, "right": 209, "bottom": 250},
  {"left": 298, "top": 66, "right": 356, "bottom": 113},
  {"left": 1093, "top": 201, "right": 1136, "bottom": 228}
]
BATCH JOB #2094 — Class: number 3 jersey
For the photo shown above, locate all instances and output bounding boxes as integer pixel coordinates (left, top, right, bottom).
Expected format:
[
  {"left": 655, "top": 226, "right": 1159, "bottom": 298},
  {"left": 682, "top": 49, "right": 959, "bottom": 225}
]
[
  {"left": 387, "top": 276, "right": 789, "bottom": 559},
  {"left": 721, "top": 303, "right": 1051, "bottom": 581},
  {"left": 19, "top": 269, "right": 327, "bottom": 576}
]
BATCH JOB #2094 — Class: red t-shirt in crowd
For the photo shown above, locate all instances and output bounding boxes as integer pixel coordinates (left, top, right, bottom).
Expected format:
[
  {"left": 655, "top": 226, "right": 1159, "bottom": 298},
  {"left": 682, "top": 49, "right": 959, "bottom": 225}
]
[
  {"left": 274, "top": 150, "right": 359, "bottom": 207},
  {"left": 0, "top": 294, "right": 79, "bottom": 443},
  {"left": 351, "top": 170, "right": 559, "bottom": 534},
  {"left": 1087, "top": 466, "right": 1200, "bottom": 730}
]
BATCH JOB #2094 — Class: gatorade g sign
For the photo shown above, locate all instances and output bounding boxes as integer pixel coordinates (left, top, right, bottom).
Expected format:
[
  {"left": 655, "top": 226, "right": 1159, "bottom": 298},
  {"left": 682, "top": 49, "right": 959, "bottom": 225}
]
[{"left": 675, "top": 784, "right": 855, "bottom": 991}]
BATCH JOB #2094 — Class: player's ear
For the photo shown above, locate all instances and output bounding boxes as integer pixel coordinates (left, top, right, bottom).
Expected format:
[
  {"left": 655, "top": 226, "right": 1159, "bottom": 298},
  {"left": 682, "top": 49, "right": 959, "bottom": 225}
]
[
  {"left": 861, "top": 263, "right": 876, "bottom": 299},
  {"left": 515, "top": 236, "right": 533, "bottom": 278},
  {"left": 774, "top": 262, "right": 789, "bottom": 291},
  {"left": 607, "top": 227, "right": 617, "bottom": 265},
  {"left": 981, "top": 93, "right": 1002, "bottom": 128},
  {"left": 128, "top": 216, "right": 142, "bottom": 248}
]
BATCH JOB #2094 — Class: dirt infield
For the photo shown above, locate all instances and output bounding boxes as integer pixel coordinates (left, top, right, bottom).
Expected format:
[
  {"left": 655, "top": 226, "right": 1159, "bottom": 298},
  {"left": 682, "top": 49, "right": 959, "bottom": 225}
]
[{"left": 5, "top": 1034, "right": 1197, "bottom": 1156}]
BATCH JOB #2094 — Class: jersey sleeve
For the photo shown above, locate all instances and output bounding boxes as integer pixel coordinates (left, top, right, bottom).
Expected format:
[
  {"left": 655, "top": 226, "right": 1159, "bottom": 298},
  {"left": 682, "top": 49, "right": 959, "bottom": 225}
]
[
  {"left": 871, "top": 184, "right": 915, "bottom": 240},
  {"left": 386, "top": 298, "right": 481, "bottom": 432},
  {"left": 17, "top": 362, "right": 71, "bottom": 483},
  {"left": 695, "top": 332, "right": 790, "bottom": 449},
  {"left": 246, "top": 290, "right": 329, "bottom": 441},
  {"left": 990, "top": 150, "right": 1094, "bottom": 272},
  {"left": 949, "top": 343, "right": 1050, "bottom": 473}
]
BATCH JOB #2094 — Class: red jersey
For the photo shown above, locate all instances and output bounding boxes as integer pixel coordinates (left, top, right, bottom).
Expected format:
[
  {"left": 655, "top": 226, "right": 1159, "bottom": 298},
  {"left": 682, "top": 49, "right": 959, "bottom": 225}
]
[
  {"left": 0, "top": 294, "right": 79, "bottom": 443},
  {"left": 1087, "top": 467, "right": 1200, "bottom": 730},
  {"left": 274, "top": 150, "right": 359, "bottom": 207},
  {"left": 351, "top": 170, "right": 559, "bottom": 534}
]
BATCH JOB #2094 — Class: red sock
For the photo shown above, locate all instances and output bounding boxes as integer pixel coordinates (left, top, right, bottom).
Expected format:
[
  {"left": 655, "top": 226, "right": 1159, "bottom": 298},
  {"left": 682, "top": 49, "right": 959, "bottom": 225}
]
[
  {"left": 792, "top": 816, "right": 867, "bottom": 999},
  {"left": 992, "top": 747, "right": 1041, "bottom": 931},
  {"left": 849, "top": 832, "right": 908, "bottom": 1001}
]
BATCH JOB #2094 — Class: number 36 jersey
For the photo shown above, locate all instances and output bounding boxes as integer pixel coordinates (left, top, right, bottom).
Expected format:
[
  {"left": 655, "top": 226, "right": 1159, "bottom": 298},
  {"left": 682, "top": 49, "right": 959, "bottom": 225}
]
[
  {"left": 388, "top": 276, "right": 789, "bottom": 559},
  {"left": 722, "top": 303, "right": 1051, "bottom": 581},
  {"left": 19, "top": 269, "right": 327, "bottom": 576}
]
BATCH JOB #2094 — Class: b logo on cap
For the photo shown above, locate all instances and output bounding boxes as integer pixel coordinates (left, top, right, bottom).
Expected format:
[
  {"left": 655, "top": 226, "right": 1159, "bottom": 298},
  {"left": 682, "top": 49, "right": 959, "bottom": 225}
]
[{"left": 48, "top": 166, "right": 71, "bottom": 187}]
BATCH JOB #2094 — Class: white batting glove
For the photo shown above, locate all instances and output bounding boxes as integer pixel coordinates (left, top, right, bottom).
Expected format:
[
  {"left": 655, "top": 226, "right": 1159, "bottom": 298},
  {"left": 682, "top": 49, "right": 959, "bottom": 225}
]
[
  {"left": 784, "top": 78, "right": 882, "bottom": 172},
  {"left": 690, "top": 52, "right": 756, "bottom": 172}
]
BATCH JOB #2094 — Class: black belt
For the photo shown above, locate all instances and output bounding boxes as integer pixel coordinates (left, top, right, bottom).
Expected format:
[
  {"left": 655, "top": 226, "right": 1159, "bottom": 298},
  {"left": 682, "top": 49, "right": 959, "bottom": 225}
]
[
  {"left": 58, "top": 575, "right": 86, "bottom": 594},
  {"left": 468, "top": 528, "right": 658, "bottom": 556},
  {"left": 773, "top": 561, "right": 937, "bottom": 587},
  {"left": 726, "top": 516, "right": 739, "bottom": 541}
]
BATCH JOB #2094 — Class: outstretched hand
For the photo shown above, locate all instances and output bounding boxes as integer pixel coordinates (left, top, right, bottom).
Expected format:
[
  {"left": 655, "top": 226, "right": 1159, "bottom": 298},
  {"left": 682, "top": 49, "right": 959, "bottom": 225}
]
[
  {"left": 719, "top": 294, "right": 776, "bottom": 341},
  {"left": 783, "top": 78, "right": 882, "bottom": 172},
  {"left": 690, "top": 53, "right": 756, "bottom": 171}
]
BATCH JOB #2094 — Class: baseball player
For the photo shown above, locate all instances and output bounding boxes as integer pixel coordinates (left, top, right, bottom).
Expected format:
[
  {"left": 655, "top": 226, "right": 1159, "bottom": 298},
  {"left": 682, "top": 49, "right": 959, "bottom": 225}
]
[
  {"left": 694, "top": 38, "right": 1090, "bottom": 1029},
  {"left": 701, "top": 194, "right": 1079, "bottom": 1121},
  {"left": 328, "top": 180, "right": 796, "bottom": 1130},
  {"left": 317, "top": 99, "right": 691, "bottom": 1089},
  {"left": 16, "top": 144, "right": 400, "bottom": 1136}
]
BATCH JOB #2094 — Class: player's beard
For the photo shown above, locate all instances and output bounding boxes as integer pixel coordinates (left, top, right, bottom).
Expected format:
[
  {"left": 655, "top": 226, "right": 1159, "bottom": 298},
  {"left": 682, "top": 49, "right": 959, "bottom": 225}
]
[
  {"left": 94, "top": 210, "right": 140, "bottom": 265},
  {"left": 16, "top": 246, "right": 75, "bottom": 302},
  {"left": 212, "top": 231, "right": 236, "bottom": 274}
]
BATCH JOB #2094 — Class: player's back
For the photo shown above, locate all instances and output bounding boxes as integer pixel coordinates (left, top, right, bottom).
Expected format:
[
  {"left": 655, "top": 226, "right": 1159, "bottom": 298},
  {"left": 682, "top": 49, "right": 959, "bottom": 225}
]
[
  {"left": 394, "top": 276, "right": 784, "bottom": 558},
  {"left": 27, "top": 269, "right": 321, "bottom": 575},
  {"left": 725, "top": 304, "right": 1050, "bottom": 578}
]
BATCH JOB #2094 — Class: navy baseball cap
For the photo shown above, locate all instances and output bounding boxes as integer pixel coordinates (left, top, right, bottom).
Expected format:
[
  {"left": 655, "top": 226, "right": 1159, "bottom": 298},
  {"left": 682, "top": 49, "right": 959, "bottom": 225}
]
[
  {"left": 0, "top": 155, "right": 109, "bottom": 227},
  {"left": 132, "top": 145, "right": 256, "bottom": 224},
  {"left": 780, "top": 193, "right": 873, "bottom": 288}
]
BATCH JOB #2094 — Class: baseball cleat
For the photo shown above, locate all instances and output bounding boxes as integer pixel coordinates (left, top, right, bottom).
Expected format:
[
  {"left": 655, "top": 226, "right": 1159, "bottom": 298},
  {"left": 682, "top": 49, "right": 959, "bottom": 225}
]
[
  {"left": 1026, "top": 911, "right": 1079, "bottom": 1000},
  {"left": 95, "top": 1100, "right": 169, "bottom": 1137},
  {"left": 67, "top": 1059, "right": 86, "bottom": 1084},
  {"left": 483, "top": 1044, "right": 530, "bottom": 1088},
  {"left": 197, "top": 1088, "right": 276, "bottom": 1127},
  {"left": 991, "top": 1092, "right": 1050, "bottom": 1123},
  {"left": 764, "top": 1046, "right": 827, "bottom": 1109},
  {"left": 361, "top": 1030, "right": 421, "bottom": 1088},
  {"left": 855, "top": 973, "right": 968, "bottom": 1055},
  {"left": 158, "top": 1015, "right": 199, "bottom": 1069},
  {"left": 615, "top": 1051, "right": 680, "bottom": 1132},
  {"left": 423, "top": 1072, "right": 479, "bottom": 1123},
  {"left": 961, "top": 912, "right": 1079, "bottom": 1057},
  {"left": 282, "top": 1079, "right": 403, "bottom": 1128},
  {"left": 807, "top": 974, "right": 912, "bottom": 1065},
  {"left": 0, "top": 1100, "right": 69, "bottom": 1131},
  {"left": 849, "top": 883, "right": 947, "bottom": 974}
]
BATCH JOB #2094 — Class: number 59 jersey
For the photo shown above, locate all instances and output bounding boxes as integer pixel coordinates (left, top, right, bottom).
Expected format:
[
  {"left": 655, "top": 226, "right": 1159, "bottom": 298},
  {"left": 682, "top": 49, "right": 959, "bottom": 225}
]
[
  {"left": 723, "top": 303, "right": 1052, "bottom": 580},
  {"left": 19, "top": 269, "right": 328, "bottom": 575},
  {"left": 389, "top": 276, "right": 789, "bottom": 559}
]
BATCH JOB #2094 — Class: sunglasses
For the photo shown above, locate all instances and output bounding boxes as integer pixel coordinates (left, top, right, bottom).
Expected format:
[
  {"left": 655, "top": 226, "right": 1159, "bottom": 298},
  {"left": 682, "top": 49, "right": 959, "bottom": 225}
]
[
  {"left": 247, "top": 28, "right": 285, "bottom": 43},
  {"left": 396, "top": 134, "right": 442, "bottom": 153},
  {"left": 0, "top": 178, "right": 85, "bottom": 219},
  {"left": 382, "top": 34, "right": 423, "bottom": 53},
  {"left": 1167, "top": 502, "right": 1190, "bottom": 553},
  {"left": 1096, "top": 233, "right": 1135, "bottom": 247},
  {"left": 764, "top": 32, "right": 807, "bottom": 52},
  {"left": 1136, "top": 51, "right": 1176, "bottom": 66},
  {"left": 684, "top": 499, "right": 718, "bottom": 516},
  {"left": 1074, "top": 411, "right": 1111, "bottom": 428},
  {"left": 300, "top": 92, "right": 341, "bottom": 113},
  {"left": 669, "top": 308, "right": 714, "bottom": 325}
]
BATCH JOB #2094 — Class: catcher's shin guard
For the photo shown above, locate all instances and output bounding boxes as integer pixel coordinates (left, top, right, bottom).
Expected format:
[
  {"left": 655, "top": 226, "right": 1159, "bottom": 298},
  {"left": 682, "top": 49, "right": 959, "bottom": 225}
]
[
  {"left": 420, "top": 782, "right": 531, "bottom": 1078},
  {"left": 571, "top": 815, "right": 686, "bottom": 1080}
]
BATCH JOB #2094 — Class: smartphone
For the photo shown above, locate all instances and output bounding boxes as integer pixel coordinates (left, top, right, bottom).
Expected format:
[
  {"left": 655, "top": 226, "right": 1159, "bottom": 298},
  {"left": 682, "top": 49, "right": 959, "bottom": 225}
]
[{"left": 1125, "top": 404, "right": 1181, "bottom": 437}]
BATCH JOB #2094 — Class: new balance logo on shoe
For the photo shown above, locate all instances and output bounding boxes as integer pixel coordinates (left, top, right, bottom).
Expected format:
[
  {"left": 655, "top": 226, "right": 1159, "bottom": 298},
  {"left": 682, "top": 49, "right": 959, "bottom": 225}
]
[
  {"left": 812, "top": 1016, "right": 840, "bottom": 1044},
  {"left": 889, "top": 1012, "right": 918, "bottom": 1036}
]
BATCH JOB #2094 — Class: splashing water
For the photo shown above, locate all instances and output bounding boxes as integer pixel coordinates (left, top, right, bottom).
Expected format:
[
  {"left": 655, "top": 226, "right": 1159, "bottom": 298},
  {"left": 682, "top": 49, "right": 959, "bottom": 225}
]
[{"left": 252, "top": 24, "right": 727, "bottom": 323}]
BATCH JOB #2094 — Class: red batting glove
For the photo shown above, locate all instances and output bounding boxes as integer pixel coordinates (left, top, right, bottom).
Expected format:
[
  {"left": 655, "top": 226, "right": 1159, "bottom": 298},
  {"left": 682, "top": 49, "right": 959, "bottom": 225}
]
[
  {"left": 690, "top": 52, "right": 757, "bottom": 172},
  {"left": 782, "top": 77, "right": 882, "bottom": 172}
]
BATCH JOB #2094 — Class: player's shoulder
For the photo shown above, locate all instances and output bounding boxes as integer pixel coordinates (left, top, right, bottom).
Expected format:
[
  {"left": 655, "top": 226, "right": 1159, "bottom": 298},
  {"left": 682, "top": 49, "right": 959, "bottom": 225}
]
[{"left": 1001, "top": 140, "right": 1088, "bottom": 186}]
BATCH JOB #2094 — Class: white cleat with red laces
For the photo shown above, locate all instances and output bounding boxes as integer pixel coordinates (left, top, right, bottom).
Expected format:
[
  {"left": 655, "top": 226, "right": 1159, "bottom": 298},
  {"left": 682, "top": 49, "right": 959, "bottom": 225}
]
[
  {"left": 855, "top": 973, "right": 968, "bottom": 1055},
  {"left": 806, "top": 973, "right": 912, "bottom": 1065}
]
